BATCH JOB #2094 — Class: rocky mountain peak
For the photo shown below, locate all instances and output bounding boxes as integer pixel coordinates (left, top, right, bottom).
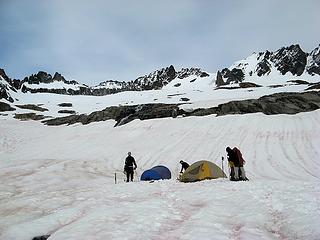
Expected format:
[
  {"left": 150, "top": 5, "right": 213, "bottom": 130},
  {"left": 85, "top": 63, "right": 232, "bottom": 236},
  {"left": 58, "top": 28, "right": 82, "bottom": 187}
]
[
  {"left": 0, "top": 68, "right": 10, "bottom": 82},
  {"left": 307, "top": 44, "right": 320, "bottom": 76},
  {"left": 0, "top": 68, "right": 15, "bottom": 102},
  {"left": 215, "top": 44, "right": 319, "bottom": 86},
  {"left": 53, "top": 72, "right": 66, "bottom": 82},
  {"left": 270, "top": 44, "right": 307, "bottom": 76},
  {"left": 22, "top": 71, "right": 77, "bottom": 85},
  {"left": 133, "top": 65, "right": 177, "bottom": 90}
]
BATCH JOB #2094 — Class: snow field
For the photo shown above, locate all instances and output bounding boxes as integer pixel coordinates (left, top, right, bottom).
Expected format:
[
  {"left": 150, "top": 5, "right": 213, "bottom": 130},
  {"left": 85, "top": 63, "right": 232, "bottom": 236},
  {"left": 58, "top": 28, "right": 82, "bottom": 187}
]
[{"left": 1, "top": 109, "right": 320, "bottom": 239}]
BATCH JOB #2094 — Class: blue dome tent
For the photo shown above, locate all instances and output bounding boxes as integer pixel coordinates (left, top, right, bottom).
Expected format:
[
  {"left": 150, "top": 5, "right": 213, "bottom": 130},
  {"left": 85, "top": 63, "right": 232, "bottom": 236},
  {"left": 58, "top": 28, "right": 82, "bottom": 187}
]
[{"left": 140, "top": 165, "right": 171, "bottom": 181}]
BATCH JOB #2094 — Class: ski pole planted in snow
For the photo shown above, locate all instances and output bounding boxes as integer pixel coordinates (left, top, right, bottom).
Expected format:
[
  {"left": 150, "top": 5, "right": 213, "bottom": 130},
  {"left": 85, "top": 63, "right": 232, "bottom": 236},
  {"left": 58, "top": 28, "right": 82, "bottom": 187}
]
[
  {"left": 115, "top": 173, "right": 117, "bottom": 184},
  {"left": 221, "top": 156, "right": 225, "bottom": 177}
]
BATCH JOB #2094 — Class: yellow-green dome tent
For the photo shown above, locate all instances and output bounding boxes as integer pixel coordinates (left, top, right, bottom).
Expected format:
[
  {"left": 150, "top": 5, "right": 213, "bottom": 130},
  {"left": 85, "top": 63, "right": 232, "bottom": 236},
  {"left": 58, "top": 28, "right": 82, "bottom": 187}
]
[{"left": 179, "top": 160, "right": 227, "bottom": 182}]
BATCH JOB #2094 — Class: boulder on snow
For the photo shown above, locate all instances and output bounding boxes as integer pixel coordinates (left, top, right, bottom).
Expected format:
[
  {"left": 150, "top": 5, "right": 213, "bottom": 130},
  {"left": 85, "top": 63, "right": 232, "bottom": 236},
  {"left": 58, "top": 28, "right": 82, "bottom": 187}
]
[
  {"left": 14, "top": 113, "right": 47, "bottom": 121},
  {"left": 58, "top": 102, "right": 73, "bottom": 107},
  {"left": 58, "top": 110, "right": 76, "bottom": 114},
  {"left": 239, "top": 82, "right": 262, "bottom": 88},
  {"left": 15, "top": 104, "right": 48, "bottom": 112}
]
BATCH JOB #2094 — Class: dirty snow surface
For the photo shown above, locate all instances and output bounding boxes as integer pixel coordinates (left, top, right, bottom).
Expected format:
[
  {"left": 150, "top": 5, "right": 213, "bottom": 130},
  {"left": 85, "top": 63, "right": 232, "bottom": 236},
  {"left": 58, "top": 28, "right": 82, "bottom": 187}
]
[{"left": 1, "top": 107, "right": 320, "bottom": 240}]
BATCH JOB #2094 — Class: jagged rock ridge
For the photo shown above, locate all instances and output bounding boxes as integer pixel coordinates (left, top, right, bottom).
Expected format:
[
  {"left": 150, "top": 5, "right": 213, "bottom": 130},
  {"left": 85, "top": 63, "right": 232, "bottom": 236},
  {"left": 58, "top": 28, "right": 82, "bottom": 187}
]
[
  {"left": 216, "top": 44, "right": 320, "bottom": 86},
  {"left": 0, "top": 66, "right": 209, "bottom": 100}
]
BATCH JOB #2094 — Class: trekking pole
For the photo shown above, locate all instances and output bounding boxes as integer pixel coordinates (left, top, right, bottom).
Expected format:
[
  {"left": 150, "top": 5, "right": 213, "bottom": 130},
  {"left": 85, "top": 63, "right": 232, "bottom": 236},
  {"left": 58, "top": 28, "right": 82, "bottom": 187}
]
[
  {"left": 221, "top": 156, "right": 225, "bottom": 178},
  {"left": 114, "top": 172, "right": 117, "bottom": 184}
]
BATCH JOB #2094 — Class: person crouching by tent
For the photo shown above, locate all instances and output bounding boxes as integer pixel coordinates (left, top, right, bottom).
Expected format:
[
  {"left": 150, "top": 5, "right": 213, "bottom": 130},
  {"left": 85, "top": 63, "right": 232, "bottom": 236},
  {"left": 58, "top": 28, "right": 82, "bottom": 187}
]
[
  {"left": 124, "top": 152, "right": 137, "bottom": 182},
  {"left": 226, "top": 147, "right": 240, "bottom": 181},
  {"left": 179, "top": 160, "right": 190, "bottom": 173}
]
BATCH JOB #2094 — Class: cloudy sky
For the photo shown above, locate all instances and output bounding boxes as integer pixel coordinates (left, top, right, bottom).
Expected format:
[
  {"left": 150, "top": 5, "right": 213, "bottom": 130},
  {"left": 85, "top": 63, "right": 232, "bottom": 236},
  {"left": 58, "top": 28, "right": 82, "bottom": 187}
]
[{"left": 0, "top": 0, "right": 319, "bottom": 85}]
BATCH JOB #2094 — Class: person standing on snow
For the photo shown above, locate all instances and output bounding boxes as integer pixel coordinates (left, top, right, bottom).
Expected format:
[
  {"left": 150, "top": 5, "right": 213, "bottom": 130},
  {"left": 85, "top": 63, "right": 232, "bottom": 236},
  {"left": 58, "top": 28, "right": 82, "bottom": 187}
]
[
  {"left": 233, "top": 147, "right": 248, "bottom": 181},
  {"left": 124, "top": 152, "right": 137, "bottom": 182},
  {"left": 179, "top": 160, "right": 190, "bottom": 173},
  {"left": 226, "top": 147, "right": 240, "bottom": 181}
]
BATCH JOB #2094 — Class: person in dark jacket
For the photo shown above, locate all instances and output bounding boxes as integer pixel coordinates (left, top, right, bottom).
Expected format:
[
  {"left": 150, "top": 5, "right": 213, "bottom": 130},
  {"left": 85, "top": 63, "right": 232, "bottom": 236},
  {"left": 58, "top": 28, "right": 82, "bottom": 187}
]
[
  {"left": 124, "top": 152, "right": 137, "bottom": 182},
  {"left": 226, "top": 147, "right": 240, "bottom": 181},
  {"left": 179, "top": 160, "right": 190, "bottom": 173}
]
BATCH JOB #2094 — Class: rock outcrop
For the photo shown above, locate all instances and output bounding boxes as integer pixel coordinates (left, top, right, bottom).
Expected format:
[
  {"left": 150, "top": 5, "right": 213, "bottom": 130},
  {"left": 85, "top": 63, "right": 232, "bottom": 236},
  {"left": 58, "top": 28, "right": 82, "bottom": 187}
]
[
  {"left": 271, "top": 44, "right": 307, "bottom": 76},
  {"left": 0, "top": 68, "right": 16, "bottom": 102},
  {"left": 307, "top": 45, "right": 320, "bottom": 76},
  {"left": 42, "top": 91, "right": 320, "bottom": 127},
  {"left": 216, "top": 68, "right": 245, "bottom": 86},
  {"left": 0, "top": 101, "right": 16, "bottom": 111},
  {"left": 191, "top": 91, "right": 320, "bottom": 116},
  {"left": 43, "top": 103, "right": 181, "bottom": 127},
  {"left": 14, "top": 113, "right": 47, "bottom": 121},
  {"left": 15, "top": 104, "right": 48, "bottom": 112}
]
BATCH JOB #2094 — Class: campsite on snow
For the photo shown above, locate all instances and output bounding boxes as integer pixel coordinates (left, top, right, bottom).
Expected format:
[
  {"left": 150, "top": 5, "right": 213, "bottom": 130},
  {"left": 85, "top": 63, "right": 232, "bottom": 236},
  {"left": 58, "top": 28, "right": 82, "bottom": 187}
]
[{"left": 1, "top": 43, "right": 320, "bottom": 240}]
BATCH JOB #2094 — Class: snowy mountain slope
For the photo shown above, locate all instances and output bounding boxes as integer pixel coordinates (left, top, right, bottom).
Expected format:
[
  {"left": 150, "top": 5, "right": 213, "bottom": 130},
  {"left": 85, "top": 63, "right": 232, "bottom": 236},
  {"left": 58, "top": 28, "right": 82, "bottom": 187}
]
[
  {"left": 216, "top": 44, "right": 320, "bottom": 87},
  {"left": 0, "top": 110, "right": 320, "bottom": 239}
]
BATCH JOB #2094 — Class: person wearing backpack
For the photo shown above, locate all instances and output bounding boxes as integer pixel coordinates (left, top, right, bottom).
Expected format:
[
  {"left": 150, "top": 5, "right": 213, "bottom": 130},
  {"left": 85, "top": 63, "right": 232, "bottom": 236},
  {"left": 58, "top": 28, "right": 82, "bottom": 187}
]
[{"left": 233, "top": 147, "right": 249, "bottom": 181}]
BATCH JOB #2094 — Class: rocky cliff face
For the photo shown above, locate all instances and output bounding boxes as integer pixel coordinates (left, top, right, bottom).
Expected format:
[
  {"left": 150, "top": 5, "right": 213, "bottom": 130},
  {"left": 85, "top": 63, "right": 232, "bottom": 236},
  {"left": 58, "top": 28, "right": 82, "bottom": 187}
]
[
  {"left": 133, "top": 66, "right": 209, "bottom": 90},
  {"left": 133, "top": 65, "right": 176, "bottom": 90},
  {"left": 215, "top": 44, "right": 320, "bottom": 86},
  {"left": 307, "top": 45, "right": 320, "bottom": 76},
  {"left": 0, "top": 68, "right": 17, "bottom": 102}
]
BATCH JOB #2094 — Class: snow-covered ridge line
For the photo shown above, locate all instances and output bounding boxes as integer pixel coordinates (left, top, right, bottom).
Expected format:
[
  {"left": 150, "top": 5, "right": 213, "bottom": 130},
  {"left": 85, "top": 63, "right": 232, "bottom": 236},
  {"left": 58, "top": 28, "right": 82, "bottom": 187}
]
[
  {"left": 0, "top": 66, "right": 210, "bottom": 99},
  {"left": 1, "top": 43, "right": 320, "bottom": 104},
  {"left": 215, "top": 44, "right": 320, "bottom": 87}
]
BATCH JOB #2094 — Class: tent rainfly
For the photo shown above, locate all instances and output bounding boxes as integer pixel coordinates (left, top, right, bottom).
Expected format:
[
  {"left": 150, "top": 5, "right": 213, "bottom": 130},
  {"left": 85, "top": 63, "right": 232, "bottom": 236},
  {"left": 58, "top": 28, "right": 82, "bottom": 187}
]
[
  {"left": 179, "top": 160, "right": 226, "bottom": 182},
  {"left": 140, "top": 165, "right": 171, "bottom": 181}
]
